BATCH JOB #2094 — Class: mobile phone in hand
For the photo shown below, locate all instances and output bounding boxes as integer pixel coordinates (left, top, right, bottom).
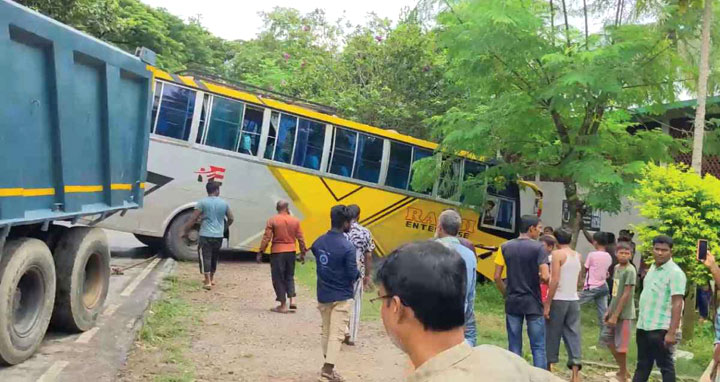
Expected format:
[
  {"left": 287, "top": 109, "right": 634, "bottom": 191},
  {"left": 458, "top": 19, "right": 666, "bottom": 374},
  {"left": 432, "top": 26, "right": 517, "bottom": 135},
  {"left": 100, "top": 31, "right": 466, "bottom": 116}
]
[{"left": 698, "top": 239, "right": 708, "bottom": 261}]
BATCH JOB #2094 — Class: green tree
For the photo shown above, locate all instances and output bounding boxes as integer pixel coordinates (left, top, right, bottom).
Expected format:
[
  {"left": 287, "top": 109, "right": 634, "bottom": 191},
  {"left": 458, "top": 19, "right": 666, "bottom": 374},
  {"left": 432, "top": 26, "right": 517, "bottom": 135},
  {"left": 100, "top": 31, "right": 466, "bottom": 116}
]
[
  {"left": 632, "top": 163, "right": 720, "bottom": 337},
  {"left": 413, "top": 0, "right": 686, "bottom": 246}
]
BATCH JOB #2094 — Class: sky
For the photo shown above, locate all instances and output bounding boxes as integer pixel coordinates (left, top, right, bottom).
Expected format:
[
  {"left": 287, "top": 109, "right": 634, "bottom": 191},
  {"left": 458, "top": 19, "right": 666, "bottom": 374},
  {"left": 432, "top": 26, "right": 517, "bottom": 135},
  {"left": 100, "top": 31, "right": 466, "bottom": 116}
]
[{"left": 140, "top": 0, "right": 418, "bottom": 41}]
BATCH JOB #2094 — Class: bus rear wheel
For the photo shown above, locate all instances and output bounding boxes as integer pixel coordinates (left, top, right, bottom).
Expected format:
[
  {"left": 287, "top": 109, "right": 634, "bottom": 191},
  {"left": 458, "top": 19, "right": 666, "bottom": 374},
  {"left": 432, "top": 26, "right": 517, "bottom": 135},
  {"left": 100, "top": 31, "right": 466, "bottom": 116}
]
[
  {"left": 165, "top": 211, "right": 199, "bottom": 262},
  {"left": 0, "top": 238, "right": 56, "bottom": 365},
  {"left": 51, "top": 227, "right": 110, "bottom": 332}
]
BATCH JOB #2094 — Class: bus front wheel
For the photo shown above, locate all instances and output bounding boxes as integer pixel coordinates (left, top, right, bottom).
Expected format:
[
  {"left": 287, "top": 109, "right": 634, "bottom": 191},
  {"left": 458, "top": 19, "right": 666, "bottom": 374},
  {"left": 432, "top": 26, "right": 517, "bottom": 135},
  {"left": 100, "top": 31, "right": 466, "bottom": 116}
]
[
  {"left": 0, "top": 238, "right": 56, "bottom": 365},
  {"left": 164, "top": 211, "right": 199, "bottom": 262}
]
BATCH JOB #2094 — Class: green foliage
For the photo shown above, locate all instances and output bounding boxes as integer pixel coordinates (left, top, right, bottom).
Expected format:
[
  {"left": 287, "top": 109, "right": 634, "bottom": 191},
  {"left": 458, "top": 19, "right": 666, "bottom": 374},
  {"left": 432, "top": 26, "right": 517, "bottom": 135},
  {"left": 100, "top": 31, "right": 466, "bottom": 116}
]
[
  {"left": 416, "top": 0, "right": 698, "bottom": 231},
  {"left": 632, "top": 163, "right": 720, "bottom": 284},
  {"left": 16, "top": 0, "right": 451, "bottom": 138}
]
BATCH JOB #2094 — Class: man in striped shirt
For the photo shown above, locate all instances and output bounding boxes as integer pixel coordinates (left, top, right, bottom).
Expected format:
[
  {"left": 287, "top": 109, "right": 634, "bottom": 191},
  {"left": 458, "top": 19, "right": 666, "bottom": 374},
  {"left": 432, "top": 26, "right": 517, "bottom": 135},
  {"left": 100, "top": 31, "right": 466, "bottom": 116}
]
[{"left": 632, "top": 235, "right": 686, "bottom": 382}]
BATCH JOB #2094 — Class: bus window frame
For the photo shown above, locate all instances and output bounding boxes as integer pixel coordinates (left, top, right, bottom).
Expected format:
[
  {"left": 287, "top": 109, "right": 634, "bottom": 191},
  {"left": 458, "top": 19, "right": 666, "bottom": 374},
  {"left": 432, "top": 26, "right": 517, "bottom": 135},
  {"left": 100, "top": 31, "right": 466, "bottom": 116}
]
[
  {"left": 479, "top": 194, "right": 517, "bottom": 233},
  {"left": 329, "top": 127, "right": 360, "bottom": 178},
  {"left": 150, "top": 80, "right": 200, "bottom": 143}
]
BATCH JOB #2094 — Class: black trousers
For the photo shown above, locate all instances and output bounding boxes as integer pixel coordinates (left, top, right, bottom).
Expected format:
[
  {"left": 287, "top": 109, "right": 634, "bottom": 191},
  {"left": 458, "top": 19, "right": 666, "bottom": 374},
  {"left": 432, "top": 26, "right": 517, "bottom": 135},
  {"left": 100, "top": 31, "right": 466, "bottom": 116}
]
[
  {"left": 270, "top": 252, "right": 296, "bottom": 304},
  {"left": 198, "top": 237, "right": 222, "bottom": 274},
  {"left": 632, "top": 329, "right": 676, "bottom": 382}
]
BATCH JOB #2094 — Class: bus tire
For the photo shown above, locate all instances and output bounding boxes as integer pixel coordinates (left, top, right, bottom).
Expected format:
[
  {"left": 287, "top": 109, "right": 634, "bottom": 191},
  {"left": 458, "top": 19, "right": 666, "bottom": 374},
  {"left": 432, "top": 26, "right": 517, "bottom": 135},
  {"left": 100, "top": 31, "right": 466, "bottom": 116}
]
[
  {"left": 164, "top": 210, "right": 199, "bottom": 262},
  {"left": 133, "top": 234, "right": 163, "bottom": 250},
  {"left": 51, "top": 227, "right": 110, "bottom": 332},
  {"left": 0, "top": 238, "right": 56, "bottom": 365}
]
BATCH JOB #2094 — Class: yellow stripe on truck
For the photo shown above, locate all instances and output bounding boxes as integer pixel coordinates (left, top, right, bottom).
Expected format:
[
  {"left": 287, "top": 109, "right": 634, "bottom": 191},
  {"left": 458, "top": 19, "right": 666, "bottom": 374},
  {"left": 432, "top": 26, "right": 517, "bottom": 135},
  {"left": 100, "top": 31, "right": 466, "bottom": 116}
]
[
  {"left": 0, "top": 183, "right": 142, "bottom": 197},
  {"left": 65, "top": 185, "right": 103, "bottom": 193}
]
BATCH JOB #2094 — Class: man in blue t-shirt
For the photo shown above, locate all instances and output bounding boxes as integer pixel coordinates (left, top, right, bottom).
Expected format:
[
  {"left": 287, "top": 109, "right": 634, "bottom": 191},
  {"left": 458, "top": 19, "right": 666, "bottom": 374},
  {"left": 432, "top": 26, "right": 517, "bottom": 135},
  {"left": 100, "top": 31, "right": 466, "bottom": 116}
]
[
  {"left": 183, "top": 181, "right": 234, "bottom": 290},
  {"left": 435, "top": 209, "right": 477, "bottom": 346},
  {"left": 311, "top": 205, "right": 359, "bottom": 382}
]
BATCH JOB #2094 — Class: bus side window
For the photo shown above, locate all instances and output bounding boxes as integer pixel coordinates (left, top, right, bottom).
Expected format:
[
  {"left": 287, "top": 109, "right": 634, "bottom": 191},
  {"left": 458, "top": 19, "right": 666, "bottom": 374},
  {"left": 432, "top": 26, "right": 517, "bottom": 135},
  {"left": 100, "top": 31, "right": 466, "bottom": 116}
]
[
  {"left": 150, "top": 81, "right": 162, "bottom": 132},
  {"left": 264, "top": 112, "right": 279, "bottom": 160},
  {"left": 480, "top": 194, "right": 516, "bottom": 232},
  {"left": 240, "top": 107, "right": 263, "bottom": 155},
  {"left": 409, "top": 147, "right": 433, "bottom": 195},
  {"left": 460, "top": 160, "right": 486, "bottom": 202},
  {"left": 385, "top": 141, "right": 412, "bottom": 189},
  {"left": 293, "top": 118, "right": 325, "bottom": 170},
  {"left": 353, "top": 133, "right": 383, "bottom": 183},
  {"left": 153, "top": 83, "right": 195, "bottom": 141},
  {"left": 205, "top": 96, "right": 243, "bottom": 151},
  {"left": 272, "top": 114, "right": 298, "bottom": 164},
  {"left": 195, "top": 94, "right": 210, "bottom": 144},
  {"left": 329, "top": 128, "right": 358, "bottom": 178},
  {"left": 437, "top": 157, "right": 462, "bottom": 200}
]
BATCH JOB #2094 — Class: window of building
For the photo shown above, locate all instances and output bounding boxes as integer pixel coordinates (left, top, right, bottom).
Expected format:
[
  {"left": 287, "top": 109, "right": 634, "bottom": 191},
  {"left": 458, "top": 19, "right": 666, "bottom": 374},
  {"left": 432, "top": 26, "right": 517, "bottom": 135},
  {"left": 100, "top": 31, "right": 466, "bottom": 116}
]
[
  {"left": 329, "top": 128, "right": 358, "bottom": 178},
  {"left": 153, "top": 83, "right": 195, "bottom": 141},
  {"left": 353, "top": 133, "right": 383, "bottom": 183},
  {"left": 409, "top": 147, "right": 433, "bottom": 194},
  {"left": 239, "top": 107, "right": 263, "bottom": 155},
  {"left": 293, "top": 118, "right": 325, "bottom": 170},
  {"left": 205, "top": 96, "right": 243, "bottom": 151},
  {"left": 272, "top": 114, "right": 298, "bottom": 163},
  {"left": 385, "top": 141, "right": 412, "bottom": 190}
]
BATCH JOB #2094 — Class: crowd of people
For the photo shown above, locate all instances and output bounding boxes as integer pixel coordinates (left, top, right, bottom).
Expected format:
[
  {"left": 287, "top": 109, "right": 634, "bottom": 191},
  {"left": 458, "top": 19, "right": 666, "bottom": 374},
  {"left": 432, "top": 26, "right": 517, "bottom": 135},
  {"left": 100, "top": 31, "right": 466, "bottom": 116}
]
[
  {"left": 494, "top": 216, "right": 691, "bottom": 382},
  {"left": 185, "top": 181, "right": 719, "bottom": 382}
]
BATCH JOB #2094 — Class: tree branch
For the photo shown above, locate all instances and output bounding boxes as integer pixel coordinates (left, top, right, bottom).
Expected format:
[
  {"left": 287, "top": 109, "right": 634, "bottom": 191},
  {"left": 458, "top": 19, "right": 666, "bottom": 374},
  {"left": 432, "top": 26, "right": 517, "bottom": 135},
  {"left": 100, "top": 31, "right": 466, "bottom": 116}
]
[
  {"left": 492, "top": 53, "right": 534, "bottom": 91},
  {"left": 550, "top": 0, "right": 555, "bottom": 47},
  {"left": 561, "top": 0, "right": 571, "bottom": 49},
  {"left": 583, "top": 0, "right": 589, "bottom": 50},
  {"left": 551, "top": 109, "right": 572, "bottom": 145}
]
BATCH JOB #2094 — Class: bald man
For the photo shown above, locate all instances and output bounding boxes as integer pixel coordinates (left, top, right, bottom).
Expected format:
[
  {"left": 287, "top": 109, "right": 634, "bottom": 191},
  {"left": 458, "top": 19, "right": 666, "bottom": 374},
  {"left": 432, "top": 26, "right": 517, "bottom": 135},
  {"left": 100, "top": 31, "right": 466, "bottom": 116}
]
[{"left": 259, "top": 200, "right": 308, "bottom": 313}]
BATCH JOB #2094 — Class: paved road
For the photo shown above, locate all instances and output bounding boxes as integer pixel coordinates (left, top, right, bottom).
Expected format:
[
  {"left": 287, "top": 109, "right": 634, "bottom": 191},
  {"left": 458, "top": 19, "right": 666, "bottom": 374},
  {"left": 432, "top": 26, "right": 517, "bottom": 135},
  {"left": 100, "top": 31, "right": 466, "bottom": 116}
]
[{"left": 0, "top": 230, "right": 172, "bottom": 382}]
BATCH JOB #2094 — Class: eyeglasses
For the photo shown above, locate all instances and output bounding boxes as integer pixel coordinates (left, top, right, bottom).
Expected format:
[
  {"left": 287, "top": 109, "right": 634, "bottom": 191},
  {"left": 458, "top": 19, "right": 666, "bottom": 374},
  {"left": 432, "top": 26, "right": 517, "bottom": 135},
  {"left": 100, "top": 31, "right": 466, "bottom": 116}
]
[{"left": 369, "top": 295, "right": 392, "bottom": 308}]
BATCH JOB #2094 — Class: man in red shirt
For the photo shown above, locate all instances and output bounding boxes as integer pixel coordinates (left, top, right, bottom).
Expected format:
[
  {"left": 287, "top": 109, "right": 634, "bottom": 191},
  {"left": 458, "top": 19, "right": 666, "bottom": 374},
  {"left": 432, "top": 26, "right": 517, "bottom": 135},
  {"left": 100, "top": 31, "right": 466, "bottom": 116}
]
[{"left": 258, "top": 200, "right": 308, "bottom": 313}]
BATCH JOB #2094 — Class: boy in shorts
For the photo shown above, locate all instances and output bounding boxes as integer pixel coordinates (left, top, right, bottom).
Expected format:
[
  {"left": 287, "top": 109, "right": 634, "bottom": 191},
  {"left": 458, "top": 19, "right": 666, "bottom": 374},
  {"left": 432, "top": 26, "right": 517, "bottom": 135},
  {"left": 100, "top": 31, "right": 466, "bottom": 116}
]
[
  {"left": 702, "top": 251, "right": 720, "bottom": 379},
  {"left": 602, "top": 241, "right": 636, "bottom": 382}
]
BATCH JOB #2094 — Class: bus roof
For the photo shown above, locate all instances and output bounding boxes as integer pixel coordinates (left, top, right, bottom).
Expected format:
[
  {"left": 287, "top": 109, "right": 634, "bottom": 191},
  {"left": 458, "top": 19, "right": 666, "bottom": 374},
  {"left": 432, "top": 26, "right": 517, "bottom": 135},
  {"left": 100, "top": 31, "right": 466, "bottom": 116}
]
[{"left": 149, "top": 66, "right": 439, "bottom": 151}]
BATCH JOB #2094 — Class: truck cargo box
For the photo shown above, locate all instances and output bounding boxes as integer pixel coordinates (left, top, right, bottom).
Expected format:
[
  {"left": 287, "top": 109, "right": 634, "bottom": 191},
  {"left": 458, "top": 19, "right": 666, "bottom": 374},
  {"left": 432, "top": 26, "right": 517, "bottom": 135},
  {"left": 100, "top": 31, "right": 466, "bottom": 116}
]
[{"left": 0, "top": 0, "right": 152, "bottom": 227}]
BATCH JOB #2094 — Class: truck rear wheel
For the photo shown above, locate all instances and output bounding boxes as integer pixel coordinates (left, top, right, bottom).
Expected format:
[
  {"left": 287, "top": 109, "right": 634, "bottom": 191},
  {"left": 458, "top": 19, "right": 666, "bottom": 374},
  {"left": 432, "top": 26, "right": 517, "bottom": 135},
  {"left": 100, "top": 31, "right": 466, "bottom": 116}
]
[
  {"left": 165, "top": 211, "right": 199, "bottom": 262},
  {"left": 51, "top": 227, "right": 110, "bottom": 332},
  {"left": 0, "top": 239, "right": 56, "bottom": 365}
]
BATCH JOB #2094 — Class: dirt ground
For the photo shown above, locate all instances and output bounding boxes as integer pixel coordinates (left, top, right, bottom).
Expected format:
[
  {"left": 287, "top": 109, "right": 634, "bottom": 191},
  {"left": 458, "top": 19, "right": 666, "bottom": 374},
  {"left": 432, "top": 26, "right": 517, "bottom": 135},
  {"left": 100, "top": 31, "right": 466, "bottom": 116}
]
[{"left": 119, "top": 259, "right": 406, "bottom": 382}]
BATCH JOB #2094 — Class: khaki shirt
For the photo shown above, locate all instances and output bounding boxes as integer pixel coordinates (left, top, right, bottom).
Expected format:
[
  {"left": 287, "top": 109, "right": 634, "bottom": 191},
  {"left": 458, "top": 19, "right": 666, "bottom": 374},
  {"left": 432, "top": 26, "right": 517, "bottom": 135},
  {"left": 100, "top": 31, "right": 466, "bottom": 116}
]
[{"left": 407, "top": 342, "right": 562, "bottom": 382}]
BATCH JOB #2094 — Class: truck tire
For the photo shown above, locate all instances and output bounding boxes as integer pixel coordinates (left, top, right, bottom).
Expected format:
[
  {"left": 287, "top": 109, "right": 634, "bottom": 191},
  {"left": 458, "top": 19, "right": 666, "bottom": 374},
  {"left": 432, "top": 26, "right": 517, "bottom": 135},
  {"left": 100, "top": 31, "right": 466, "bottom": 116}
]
[
  {"left": 133, "top": 234, "right": 162, "bottom": 250},
  {"left": 0, "top": 238, "right": 56, "bottom": 365},
  {"left": 51, "top": 227, "right": 110, "bottom": 332},
  {"left": 164, "top": 210, "right": 199, "bottom": 262}
]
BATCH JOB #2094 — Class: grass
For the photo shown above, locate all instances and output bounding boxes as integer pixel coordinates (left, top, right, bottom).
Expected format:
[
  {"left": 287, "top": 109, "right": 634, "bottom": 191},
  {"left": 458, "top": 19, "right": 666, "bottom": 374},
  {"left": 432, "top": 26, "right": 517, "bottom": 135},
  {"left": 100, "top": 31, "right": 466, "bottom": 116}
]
[
  {"left": 297, "top": 262, "right": 714, "bottom": 380},
  {"left": 136, "top": 274, "right": 205, "bottom": 382},
  {"left": 476, "top": 283, "right": 713, "bottom": 380}
]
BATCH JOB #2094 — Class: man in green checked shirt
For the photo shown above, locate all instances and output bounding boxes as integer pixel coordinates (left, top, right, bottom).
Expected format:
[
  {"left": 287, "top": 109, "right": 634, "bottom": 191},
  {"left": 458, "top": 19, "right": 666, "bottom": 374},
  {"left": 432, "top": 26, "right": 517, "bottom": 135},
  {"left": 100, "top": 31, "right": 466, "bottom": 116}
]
[{"left": 632, "top": 235, "right": 686, "bottom": 382}]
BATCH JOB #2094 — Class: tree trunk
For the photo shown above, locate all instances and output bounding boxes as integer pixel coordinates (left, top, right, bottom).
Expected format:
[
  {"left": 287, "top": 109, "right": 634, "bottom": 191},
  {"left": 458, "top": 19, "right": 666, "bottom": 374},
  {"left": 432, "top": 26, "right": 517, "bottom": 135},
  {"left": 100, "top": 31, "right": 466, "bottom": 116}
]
[
  {"left": 682, "top": 285, "right": 697, "bottom": 341},
  {"left": 691, "top": 0, "right": 713, "bottom": 175},
  {"left": 583, "top": 0, "right": 589, "bottom": 50},
  {"left": 561, "top": 0, "right": 571, "bottom": 49},
  {"left": 564, "top": 182, "right": 583, "bottom": 249}
]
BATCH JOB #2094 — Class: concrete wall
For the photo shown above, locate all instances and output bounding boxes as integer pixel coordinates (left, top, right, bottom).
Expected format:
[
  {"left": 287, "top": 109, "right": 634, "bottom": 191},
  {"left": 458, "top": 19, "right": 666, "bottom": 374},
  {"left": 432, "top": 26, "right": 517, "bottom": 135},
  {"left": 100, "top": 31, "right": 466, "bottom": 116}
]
[{"left": 521, "top": 181, "right": 646, "bottom": 262}]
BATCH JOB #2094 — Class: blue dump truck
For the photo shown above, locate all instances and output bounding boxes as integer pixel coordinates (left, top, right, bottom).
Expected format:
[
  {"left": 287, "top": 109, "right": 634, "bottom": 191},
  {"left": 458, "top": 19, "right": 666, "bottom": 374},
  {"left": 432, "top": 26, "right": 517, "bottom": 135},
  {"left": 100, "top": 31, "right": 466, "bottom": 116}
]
[{"left": 0, "top": 0, "right": 152, "bottom": 365}]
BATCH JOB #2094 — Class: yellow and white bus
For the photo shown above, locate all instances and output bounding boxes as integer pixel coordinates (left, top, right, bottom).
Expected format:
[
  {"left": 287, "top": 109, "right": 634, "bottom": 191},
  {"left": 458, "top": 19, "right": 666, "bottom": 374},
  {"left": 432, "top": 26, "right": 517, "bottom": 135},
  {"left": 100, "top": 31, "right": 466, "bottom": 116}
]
[{"left": 99, "top": 67, "right": 542, "bottom": 280}]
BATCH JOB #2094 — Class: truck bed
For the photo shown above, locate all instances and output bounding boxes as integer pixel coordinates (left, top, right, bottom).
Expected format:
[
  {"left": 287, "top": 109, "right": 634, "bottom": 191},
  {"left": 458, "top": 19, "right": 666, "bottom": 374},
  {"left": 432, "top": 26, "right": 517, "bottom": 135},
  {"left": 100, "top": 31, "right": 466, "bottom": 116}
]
[{"left": 0, "top": 0, "right": 152, "bottom": 227}]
